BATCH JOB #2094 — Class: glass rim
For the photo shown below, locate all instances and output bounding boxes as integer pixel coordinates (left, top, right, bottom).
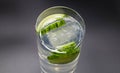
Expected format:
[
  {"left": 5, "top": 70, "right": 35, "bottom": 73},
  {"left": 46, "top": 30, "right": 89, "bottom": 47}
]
[{"left": 35, "top": 6, "right": 86, "bottom": 50}]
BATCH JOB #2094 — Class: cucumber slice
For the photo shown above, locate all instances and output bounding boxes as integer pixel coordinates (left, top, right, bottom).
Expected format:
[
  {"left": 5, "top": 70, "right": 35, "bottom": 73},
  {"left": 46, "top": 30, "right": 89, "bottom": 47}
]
[
  {"left": 36, "top": 14, "right": 67, "bottom": 34},
  {"left": 47, "top": 42, "right": 80, "bottom": 64},
  {"left": 41, "top": 19, "right": 65, "bottom": 35}
]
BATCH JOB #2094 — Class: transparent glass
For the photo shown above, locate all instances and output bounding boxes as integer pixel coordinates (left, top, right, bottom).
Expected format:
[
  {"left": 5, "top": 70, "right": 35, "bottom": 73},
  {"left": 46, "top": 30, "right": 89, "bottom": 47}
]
[{"left": 35, "top": 6, "right": 85, "bottom": 73}]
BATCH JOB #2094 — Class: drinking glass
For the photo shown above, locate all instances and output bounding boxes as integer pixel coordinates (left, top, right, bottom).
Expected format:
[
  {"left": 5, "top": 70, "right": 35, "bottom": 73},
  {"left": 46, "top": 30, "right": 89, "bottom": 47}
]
[{"left": 35, "top": 6, "right": 85, "bottom": 73}]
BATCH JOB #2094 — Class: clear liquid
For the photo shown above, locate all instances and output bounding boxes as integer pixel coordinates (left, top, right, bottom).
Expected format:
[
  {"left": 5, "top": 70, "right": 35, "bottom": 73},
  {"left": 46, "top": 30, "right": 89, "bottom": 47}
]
[
  {"left": 37, "top": 15, "right": 84, "bottom": 73},
  {"left": 40, "top": 16, "right": 84, "bottom": 52}
]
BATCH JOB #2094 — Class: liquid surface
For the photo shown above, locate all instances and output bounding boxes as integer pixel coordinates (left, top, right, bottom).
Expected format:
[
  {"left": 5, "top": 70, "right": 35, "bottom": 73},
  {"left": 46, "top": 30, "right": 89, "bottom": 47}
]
[{"left": 39, "top": 14, "right": 83, "bottom": 51}]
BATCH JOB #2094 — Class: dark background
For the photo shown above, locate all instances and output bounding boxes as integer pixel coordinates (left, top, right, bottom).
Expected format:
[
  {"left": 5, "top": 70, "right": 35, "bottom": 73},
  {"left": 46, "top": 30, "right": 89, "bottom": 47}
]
[{"left": 0, "top": 0, "right": 120, "bottom": 73}]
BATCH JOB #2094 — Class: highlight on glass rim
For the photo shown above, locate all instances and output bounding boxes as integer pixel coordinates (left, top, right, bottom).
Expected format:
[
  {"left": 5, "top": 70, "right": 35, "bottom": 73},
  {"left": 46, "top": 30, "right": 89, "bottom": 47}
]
[{"left": 35, "top": 6, "right": 85, "bottom": 73}]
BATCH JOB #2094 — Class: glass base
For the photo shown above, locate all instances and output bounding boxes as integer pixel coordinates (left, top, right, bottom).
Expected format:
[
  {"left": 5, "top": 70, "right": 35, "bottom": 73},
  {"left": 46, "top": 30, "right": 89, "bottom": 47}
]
[{"left": 41, "top": 67, "right": 76, "bottom": 73}]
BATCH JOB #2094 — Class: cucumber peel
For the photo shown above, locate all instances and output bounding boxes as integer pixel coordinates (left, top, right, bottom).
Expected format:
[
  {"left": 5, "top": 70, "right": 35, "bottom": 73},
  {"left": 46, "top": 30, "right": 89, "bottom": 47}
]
[{"left": 47, "top": 42, "right": 80, "bottom": 64}]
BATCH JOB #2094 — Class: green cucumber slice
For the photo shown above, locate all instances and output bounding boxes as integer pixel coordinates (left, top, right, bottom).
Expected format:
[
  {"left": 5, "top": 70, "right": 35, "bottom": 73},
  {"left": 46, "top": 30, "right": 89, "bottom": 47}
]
[
  {"left": 36, "top": 14, "right": 67, "bottom": 34},
  {"left": 47, "top": 42, "right": 80, "bottom": 64},
  {"left": 41, "top": 19, "right": 65, "bottom": 35}
]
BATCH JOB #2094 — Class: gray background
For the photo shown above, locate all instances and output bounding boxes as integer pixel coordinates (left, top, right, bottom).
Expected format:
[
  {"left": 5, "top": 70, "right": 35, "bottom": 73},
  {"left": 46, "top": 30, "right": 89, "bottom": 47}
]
[{"left": 0, "top": 0, "right": 120, "bottom": 73}]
